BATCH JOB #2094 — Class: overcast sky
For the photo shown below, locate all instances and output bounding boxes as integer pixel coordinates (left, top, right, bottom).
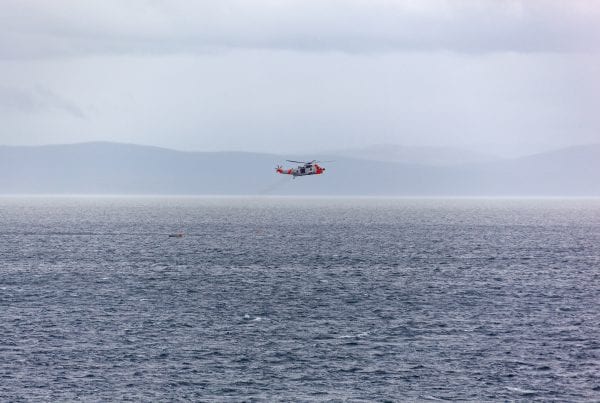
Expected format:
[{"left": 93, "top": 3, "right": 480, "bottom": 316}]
[{"left": 0, "top": 0, "right": 599, "bottom": 156}]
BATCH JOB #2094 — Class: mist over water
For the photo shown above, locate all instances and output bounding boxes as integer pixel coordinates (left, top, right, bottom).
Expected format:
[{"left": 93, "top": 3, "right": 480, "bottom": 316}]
[{"left": 1, "top": 197, "right": 599, "bottom": 400}]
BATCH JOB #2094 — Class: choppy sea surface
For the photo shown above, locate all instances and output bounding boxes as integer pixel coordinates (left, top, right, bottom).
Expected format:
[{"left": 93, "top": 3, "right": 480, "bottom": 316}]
[{"left": 1, "top": 197, "right": 599, "bottom": 401}]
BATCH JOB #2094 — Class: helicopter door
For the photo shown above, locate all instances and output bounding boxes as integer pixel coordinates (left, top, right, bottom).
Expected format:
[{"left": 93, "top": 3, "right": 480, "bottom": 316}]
[{"left": 300, "top": 167, "right": 306, "bottom": 174}]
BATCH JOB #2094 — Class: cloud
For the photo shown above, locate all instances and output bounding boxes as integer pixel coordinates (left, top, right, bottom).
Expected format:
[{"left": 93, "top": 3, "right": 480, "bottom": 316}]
[
  {"left": 0, "top": 85, "right": 86, "bottom": 118},
  {"left": 0, "top": 0, "right": 599, "bottom": 59}
]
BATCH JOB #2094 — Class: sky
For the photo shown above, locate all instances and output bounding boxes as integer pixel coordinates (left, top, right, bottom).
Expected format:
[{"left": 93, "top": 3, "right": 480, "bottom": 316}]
[{"left": 0, "top": 0, "right": 599, "bottom": 157}]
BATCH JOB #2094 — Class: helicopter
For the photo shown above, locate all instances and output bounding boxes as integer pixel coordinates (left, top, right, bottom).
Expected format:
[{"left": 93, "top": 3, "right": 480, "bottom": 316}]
[{"left": 275, "top": 160, "right": 332, "bottom": 178}]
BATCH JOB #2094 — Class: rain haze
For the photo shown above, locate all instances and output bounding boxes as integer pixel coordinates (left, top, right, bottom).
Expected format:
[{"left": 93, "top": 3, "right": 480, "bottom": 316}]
[{"left": 1, "top": 0, "right": 599, "bottom": 156}]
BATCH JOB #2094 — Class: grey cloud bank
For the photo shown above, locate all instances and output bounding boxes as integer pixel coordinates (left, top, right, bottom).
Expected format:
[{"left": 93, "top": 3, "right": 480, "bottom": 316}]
[
  {"left": 0, "top": 1, "right": 599, "bottom": 157},
  {"left": 2, "top": 1, "right": 600, "bottom": 58}
]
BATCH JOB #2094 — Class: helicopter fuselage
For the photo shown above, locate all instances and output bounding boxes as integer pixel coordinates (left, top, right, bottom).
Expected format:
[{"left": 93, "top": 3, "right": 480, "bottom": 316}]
[{"left": 276, "top": 163, "right": 325, "bottom": 177}]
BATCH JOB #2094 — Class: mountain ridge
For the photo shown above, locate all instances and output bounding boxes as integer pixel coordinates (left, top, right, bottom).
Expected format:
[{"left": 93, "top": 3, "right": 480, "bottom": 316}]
[{"left": 1, "top": 142, "right": 599, "bottom": 196}]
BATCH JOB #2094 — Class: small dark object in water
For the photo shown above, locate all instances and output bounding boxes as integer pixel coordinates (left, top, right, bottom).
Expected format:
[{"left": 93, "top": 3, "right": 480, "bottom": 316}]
[{"left": 169, "top": 233, "right": 184, "bottom": 238}]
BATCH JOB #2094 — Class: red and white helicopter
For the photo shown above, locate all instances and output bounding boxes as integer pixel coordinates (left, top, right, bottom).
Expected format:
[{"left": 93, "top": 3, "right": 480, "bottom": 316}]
[{"left": 275, "top": 160, "right": 331, "bottom": 178}]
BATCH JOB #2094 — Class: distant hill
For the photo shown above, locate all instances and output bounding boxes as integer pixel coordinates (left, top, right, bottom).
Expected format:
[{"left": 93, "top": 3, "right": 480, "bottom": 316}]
[
  {"left": 323, "top": 144, "right": 501, "bottom": 166},
  {"left": 0, "top": 142, "right": 599, "bottom": 196}
]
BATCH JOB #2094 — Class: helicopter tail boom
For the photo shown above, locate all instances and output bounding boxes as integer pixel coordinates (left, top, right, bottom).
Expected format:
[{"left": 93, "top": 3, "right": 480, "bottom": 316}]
[{"left": 275, "top": 166, "right": 294, "bottom": 175}]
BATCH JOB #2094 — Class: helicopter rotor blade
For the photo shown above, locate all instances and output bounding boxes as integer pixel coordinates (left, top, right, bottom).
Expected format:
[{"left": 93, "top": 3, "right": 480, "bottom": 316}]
[{"left": 286, "top": 160, "right": 308, "bottom": 164}]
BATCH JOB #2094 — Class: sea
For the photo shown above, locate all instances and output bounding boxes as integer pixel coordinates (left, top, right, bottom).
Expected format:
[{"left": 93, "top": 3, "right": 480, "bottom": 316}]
[{"left": 0, "top": 197, "right": 599, "bottom": 401}]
